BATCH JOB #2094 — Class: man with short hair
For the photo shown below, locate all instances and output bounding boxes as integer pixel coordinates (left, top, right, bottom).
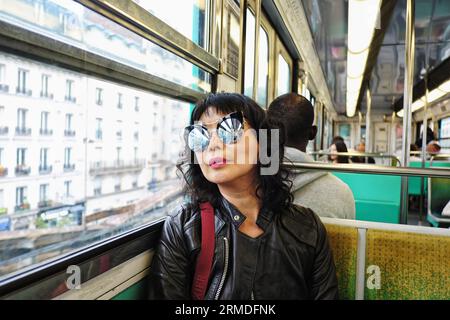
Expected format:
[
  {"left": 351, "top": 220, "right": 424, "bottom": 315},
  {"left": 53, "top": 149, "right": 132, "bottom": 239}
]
[{"left": 267, "top": 93, "right": 356, "bottom": 219}]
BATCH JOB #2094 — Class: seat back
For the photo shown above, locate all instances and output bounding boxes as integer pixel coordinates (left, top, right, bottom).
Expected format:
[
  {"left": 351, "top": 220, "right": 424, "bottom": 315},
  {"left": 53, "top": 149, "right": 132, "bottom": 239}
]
[
  {"left": 365, "top": 229, "right": 450, "bottom": 299},
  {"left": 408, "top": 161, "right": 430, "bottom": 196},
  {"left": 323, "top": 218, "right": 450, "bottom": 300},
  {"left": 333, "top": 173, "right": 401, "bottom": 223},
  {"left": 323, "top": 224, "right": 357, "bottom": 300}
]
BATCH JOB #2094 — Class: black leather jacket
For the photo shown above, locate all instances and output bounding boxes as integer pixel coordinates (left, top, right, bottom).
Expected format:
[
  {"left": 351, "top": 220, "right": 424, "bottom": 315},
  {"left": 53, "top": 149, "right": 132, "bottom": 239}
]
[{"left": 148, "top": 197, "right": 338, "bottom": 300}]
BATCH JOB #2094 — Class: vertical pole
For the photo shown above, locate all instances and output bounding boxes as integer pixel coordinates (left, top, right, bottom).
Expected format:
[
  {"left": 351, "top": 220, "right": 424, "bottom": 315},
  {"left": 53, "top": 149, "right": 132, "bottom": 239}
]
[
  {"left": 419, "top": 67, "right": 429, "bottom": 224},
  {"left": 238, "top": 0, "right": 247, "bottom": 93},
  {"left": 400, "top": 0, "right": 415, "bottom": 225},
  {"left": 365, "top": 88, "right": 372, "bottom": 153},
  {"left": 252, "top": 0, "right": 261, "bottom": 100}
]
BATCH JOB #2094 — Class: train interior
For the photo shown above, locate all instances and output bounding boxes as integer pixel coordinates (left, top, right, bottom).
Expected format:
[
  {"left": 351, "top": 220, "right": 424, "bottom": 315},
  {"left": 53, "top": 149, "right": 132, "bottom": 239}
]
[{"left": 0, "top": 0, "right": 449, "bottom": 300}]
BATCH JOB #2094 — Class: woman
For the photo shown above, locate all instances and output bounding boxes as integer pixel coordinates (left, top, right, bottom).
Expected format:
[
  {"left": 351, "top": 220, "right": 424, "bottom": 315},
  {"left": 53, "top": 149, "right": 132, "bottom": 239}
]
[
  {"left": 329, "top": 140, "right": 350, "bottom": 164},
  {"left": 148, "top": 93, "right": 338, "bottom": 300}
]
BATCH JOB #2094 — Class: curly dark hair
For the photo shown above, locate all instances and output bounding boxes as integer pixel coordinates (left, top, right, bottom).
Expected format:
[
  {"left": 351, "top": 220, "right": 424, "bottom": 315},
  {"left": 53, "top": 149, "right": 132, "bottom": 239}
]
[{"left": 177, "top": 93, "right": 293, "bottom": 212}]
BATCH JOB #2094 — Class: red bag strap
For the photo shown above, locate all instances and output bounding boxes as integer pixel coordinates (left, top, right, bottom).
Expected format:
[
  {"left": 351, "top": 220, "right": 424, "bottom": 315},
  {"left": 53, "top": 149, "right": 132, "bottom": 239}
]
[{"left": 191, "top": 202, "right": 215, "bottom": 300}]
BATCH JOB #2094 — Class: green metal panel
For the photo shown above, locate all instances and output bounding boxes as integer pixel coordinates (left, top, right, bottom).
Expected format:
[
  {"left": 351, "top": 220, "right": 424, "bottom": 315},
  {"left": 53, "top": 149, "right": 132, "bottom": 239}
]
[
  {"left": 408, "top": 161, "right": 430, "bottom": 196},
  {"left": 333, "top": 172, "right": 401, "bottom": 223},
  {"left": 111, "top": 277, "right": 149, "bottom": 300}
]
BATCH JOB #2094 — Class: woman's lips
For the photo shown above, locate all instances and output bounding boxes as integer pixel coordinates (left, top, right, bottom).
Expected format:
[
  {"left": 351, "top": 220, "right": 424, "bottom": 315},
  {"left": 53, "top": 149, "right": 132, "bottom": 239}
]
[{"left": 209, "top": 157, "right": 227, "bottom": 169}]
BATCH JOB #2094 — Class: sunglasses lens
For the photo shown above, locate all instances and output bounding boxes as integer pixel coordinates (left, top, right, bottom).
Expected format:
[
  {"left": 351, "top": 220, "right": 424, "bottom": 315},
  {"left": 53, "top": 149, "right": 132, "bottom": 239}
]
[
  {"left": 187, "top": 126, "right": 209, "bottom": 152},
  {"left": 218, "top": 117, "right": 243, "bottom": 145}
]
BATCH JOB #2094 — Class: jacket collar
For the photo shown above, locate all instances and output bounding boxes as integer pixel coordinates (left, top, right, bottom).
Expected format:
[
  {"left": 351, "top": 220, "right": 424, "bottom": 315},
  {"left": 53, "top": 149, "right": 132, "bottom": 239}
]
[{"left": 219, "top": 196, "right": 274, "bottom": 231}]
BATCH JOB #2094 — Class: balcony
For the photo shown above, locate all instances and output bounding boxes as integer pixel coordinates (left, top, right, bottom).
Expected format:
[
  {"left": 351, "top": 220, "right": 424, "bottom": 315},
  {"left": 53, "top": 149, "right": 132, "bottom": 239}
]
[
  {"left": 15, "top": 202, "right": 30, "bottom": 212},
  {"left": 63, "top": 163, "right": 75, "bottom": 172},
  {"left": 39, "top": 128, "right": 53, "bottom": 136},
  {"left": 0, "top": 126, "right": 8, "bottom": 135},
  {"left": 39, "top": 165, "right": 53, "bottom": 175},
  {"left": 64, "top": 95, "right": 76, "bottom": 103},
  {"left": 0, "top": 84, "right": 9, "bottom": 93},
  {"left": 89, "top": 159, "right": 145, "bottom": 175},
  {"left": 0, "top": 167, "right": 7, "bottom": 177},
  {"left": 64, "top": 129, "right": 76, "bottom": 137},
  {"left": 0, "top": 207, "right": 7, "bottom": 215},
  {"left": 38, "top": 199, "right": 53, "bottom": 208},
  {"left": 16, "top": 87, "right": 32, "bottom": 96},
  {"left": 15, "top": 127, "right": 31, "bottom": 136},
  {"left": 40, "top": 92, "right": 54, "bottom": 99},
  {"left": 15, "top": 165, "right": 31, "bottom": 176}
]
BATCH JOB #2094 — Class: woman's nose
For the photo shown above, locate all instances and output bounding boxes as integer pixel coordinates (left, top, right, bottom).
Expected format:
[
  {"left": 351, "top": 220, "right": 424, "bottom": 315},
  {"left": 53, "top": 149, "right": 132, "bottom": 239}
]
[{"left": 207, "top": 130, "right": 223, "bottom": 152}]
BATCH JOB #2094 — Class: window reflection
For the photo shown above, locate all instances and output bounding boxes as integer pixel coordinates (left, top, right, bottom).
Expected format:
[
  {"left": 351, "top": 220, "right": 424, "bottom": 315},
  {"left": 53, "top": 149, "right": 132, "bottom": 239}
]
[
  {"left": 133, "top": 0, "right": 209, "bottom": 49},
  {"left": 0, "top": 0, "right": 212, "bottom": 92},
  {"left": 257, "top": 26, "right": 269, "bottom": 106},
  {"left": 0, "top": 51, "right": 190, "bottom": 279},
  {"left": 277, "top": 54, "right": 290, "bottom": 96}
]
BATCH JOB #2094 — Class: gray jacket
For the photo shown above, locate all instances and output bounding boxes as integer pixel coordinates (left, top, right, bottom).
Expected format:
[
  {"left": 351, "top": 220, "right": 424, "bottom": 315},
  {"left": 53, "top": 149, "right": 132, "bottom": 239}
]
[{"left": 285, "top": 147, "right": 356, "bottom": 220}]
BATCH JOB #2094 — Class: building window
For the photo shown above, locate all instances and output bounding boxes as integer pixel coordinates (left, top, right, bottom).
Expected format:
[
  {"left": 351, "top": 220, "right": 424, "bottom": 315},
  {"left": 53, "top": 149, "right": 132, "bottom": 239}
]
[
  {"left": 132, "top": 178, "right": 138, "bottom": 189},
  {"left": 0, "top": 64, "right": 4, "bottom": 83},
  {"left": 134, "top": 147, "right": 138, "bottom": 162},
  {"left": 117, "top": 93, "right": 123, "bottom": 109},
  {"left": 134, "top": 122, "right": 139, "bottom": 141},
  {"left": 116, "top": 147, "right": 121, "bottom": 165},
  {"left": 95, "top": 118, "right": 102, "bottom": 140},
  {"left": 39, "top": 148, "right": 49, "bottom": 170},
  {"left": 95, "top": 87, "right": 103, "bottom": 105},
  {"left": 39, "top": 184, "right": 49, "bottom": 202},
  {"left": 64, "top": 180, "right": 71, "bottom": 198},
  {"left": 64, "top": 147, "right": 74, "bottom": 171},
  {"left": 17, "top": 69, "right": 31, "bottom": 95},
  {"left": 65, "top": 80, "right": 75, "bottom": 102},
  {"left": 116, "top": 120, "right": 122, "bottom": 140},
  {"left": 64, "top": 113, "right": 75, "bottom": 136},
  {"left": 0, "top": 189, "right": 4, "bottom": 210},
  {"left": 0, "top": 64, "right": 7, "bottom": 93},
  {"left": 0, "top": 147, "right": 3, "bottom": 165},
  {"left": 134, "top": 96, "right": 139, "bottom": 112},
  {"left": 40, "top": 111, "right": 52, "bottom": 135},
  {"left": 94, "top": 178, "right": 102, "bottom": 196},
  {"left": 114, "top": 177, "right": 121, "bottom": 192},
  {"left": 17, "top": 108, "right": 27, "bottom": 129},
  {"left": 41, "top": 74, "right": 51, "bottom": 98},
  {"left": 15, "top": 186, "right": 28, "bottom": 209},
  {"left": 16, "top": 148, "right": 26, "bottom": 166},
  {"left": 94, "top": 147, "right": 102, "bottom": 167}
]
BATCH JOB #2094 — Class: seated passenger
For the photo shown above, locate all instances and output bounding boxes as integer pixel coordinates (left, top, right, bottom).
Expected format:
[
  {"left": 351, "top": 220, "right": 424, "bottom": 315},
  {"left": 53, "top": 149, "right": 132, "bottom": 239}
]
[
  {"left": 267, "top": 93, "right": 355, "bottom": 220},
  {"left": 329, "top": 140, "right": 350, "bottom": 164},
  {"left": 351, "top": 142, "right": 375, "bottom": 164},
  {"left": 148, "top": 93, "right": 338, "bottom": 300},
  {"left": 426, "top": 141, "right": 441, "bottom": 154}
]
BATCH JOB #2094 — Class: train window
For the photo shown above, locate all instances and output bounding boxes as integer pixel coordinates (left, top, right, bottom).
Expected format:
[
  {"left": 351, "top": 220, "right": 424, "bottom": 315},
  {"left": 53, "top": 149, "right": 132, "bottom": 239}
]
[
  {"left": 0, "top": 0, "right": 212, "bottom": 93},
  {"left": 256, "top": 26, "right": 269, "bottom": 106},
  {"left": 244, "top": 8, "right": 256, "bottom": 97},
  {"left": 132, "top": 0, "right": 210, "bottom": 49},
  {"left": 223, "top": 0, "right": 240, "bottom": 79},
  {"left": 0, "top": 51, "right": 190, "bottom": 279},
  {"left": 277, "top": 54, "right": 290, "bottom": 96}
]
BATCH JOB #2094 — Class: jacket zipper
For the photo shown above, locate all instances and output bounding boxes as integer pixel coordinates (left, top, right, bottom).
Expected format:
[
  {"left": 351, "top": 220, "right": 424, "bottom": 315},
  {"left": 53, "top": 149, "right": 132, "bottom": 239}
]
[{"left": 214, "top": 237, "right": 229, "bottom": 300}]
